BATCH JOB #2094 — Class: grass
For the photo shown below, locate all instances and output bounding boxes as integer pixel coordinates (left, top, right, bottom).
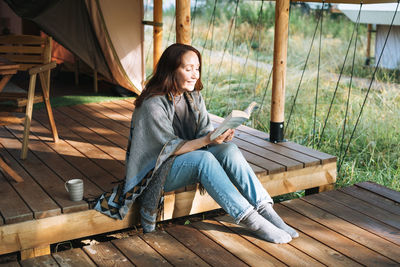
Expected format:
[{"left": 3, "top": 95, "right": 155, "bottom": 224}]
[
  {"left": 31, "top": 3, "right": 397, "bottom": 192},
  {"left": 33, "top": 95, "right": 133, "bottom": 110},
  {"left": 145, "top": 2, "right": 400, "bottom": 191}
]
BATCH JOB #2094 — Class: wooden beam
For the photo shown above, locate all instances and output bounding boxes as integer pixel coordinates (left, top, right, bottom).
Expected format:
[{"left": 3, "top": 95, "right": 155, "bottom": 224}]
[
  {"left": 20, "top": 73, "right": 37, "bottom": 160},
  {"left": 163, "top": 161, "right": 336, "bottom": 220},
  {"left": 0, "top": 206, "right": 139, "bottom": 255},
  {"left": 176, "top": 0, "right": 191, "bottom": 45},
  {"left": 291, "top": 0, "right": 397, "bottom": 3},
  {"left": 20, "top": 245, "right": 50, "bottom": 260},
  {"left": 270, "top": 0, "right": 290, "bottom": 143},
  {"left": 38, "top": 71, "right": 59, "bottom": 144},
  {"left": 0, "top": 159, "right": 336, "bottom": 255},
  {"left": 268, "top": 161, "right": 336, "bottom": 196},
  {"left": 154, "top": 0, "right": 163, "bottom": 70},
  {"left": 0, "top": 157, "right": 24, "bottom": 183},
  {"left": 0, "top": 75, "right": 13, "bottom": 91},
  {"left": 28, "top": 61, "right": 56, "bottom": 75}
]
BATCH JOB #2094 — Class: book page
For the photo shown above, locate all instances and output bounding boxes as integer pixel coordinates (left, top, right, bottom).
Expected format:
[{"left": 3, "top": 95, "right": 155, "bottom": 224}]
[
  {"left": 244, "top": 101, "right": 258, "bottom": 116},
  {"left": 210, "top": 102, "right": 258, "bottom": 141},
  {"left": 210, "top": 116, "right": 247, "bottom": 140}
]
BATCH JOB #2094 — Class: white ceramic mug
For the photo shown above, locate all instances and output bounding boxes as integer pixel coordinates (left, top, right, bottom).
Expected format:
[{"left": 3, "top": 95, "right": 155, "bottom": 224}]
[{"left": 65, "top": 179, "right": 84, "bottom": 201}]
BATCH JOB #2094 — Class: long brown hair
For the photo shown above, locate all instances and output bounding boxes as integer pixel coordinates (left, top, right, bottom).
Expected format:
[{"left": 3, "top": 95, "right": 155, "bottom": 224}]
[{"left": 134, "top": 43, "right": 203, "bottom": 108}]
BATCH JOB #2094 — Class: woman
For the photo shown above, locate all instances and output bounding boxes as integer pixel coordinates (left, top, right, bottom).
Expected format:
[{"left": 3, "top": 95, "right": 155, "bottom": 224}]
[{"left": 95, "top": 43, "right": 298, "bottom": 244}]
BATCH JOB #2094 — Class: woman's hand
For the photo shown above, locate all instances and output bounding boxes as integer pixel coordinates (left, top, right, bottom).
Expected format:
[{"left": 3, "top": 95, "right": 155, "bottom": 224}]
[
  {"left": 174, "top": 129, "right": 235, "bottom": 156},
  {"left": 223, "top": 129, "right": 235, "bottom": 142},
  {"left": 207, "top": 129, "right": 235, "bottom": 145}
]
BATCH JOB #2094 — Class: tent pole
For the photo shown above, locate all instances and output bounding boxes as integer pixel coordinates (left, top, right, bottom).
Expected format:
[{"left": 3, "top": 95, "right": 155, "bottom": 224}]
[
  {"left": 154, "top": 0, "right": 163, "bottom": 69},
  {"left": 74, "top": 56, "right": 79, "bottom": 86},
  {"left": 176, "top": 0, "right": 191, "bottom": 45},
  {"left": 270, "top": 0, "right": 289, "bottom": 143},
  {"left": 365, "top": 24, "right": 372, "bottom": 66},
  {"left": 93, "top": 69, "right": 98, "bottom": 93}
]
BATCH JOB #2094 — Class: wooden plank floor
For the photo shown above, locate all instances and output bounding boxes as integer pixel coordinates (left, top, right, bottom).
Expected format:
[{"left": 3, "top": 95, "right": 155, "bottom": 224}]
[
  {"left": 6, "top": 182, "right": 399, "bottom": 267},
  {"left": 0, "top": 99, "right": 336, "bottom": 256},
  {"left": 0, "top": 98, "right": 335, "bottom": 225}
]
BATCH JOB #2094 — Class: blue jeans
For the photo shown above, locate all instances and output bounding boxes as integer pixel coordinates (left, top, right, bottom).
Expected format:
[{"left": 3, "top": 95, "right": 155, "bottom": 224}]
[{"left": 165, "top": 142, "right": 273, "bottom": 223}]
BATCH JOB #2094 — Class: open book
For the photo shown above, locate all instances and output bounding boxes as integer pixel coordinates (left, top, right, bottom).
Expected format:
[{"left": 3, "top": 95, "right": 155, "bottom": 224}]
[{"left": 210, "top": 101, "right": 258, "bottom": 141}]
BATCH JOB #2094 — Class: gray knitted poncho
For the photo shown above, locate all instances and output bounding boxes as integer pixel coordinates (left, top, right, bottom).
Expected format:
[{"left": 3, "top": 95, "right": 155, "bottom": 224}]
[{"left": 94, "top": 91, "right": 213, "bottom": 220}]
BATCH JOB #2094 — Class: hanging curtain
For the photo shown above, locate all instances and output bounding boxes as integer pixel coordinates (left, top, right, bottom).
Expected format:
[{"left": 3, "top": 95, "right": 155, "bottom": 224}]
[{"left": 85, "top": 0, "right": 145, "bottom": 94}]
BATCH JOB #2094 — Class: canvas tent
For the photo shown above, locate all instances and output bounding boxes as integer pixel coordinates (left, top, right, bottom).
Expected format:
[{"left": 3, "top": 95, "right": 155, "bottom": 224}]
[
  {"left": 4, "top": 0, "right": 145, "bottom": 94},
  {"left": 339, "top": 3, "right": 400, "bottom": 70}
]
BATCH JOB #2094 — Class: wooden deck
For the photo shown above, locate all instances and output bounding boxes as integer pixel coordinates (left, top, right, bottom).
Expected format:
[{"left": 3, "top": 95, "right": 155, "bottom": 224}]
[
  {"left": 5, "top": 182, "right": 400, "bottom": 266},
  {"left": 0, "top": 98, "right": 336, "bottom": 258}
]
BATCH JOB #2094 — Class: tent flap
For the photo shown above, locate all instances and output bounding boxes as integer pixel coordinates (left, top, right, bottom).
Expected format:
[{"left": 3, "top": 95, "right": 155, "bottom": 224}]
[
  {"left": 5, "top": 0, "right": 145, "bottom": 93},
  {"left": 85, "top": 0, "right": 144, "bottom": 94}
]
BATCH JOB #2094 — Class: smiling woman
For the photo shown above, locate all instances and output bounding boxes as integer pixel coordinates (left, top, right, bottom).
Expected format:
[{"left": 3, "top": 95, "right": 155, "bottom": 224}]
[
  {"left": 134, "top": 43, "right": 204, "bottom": 107},
  {"left": 175, "top": 51, "right": 201, "bottom": 93},
  {"left": 94, "top": 43, "right": 298, "bottom": 244}
]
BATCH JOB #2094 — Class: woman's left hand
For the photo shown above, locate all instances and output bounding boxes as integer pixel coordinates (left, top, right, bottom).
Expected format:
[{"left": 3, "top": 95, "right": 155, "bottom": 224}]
[{"left": 175, "top": 129, "right": 235, "bottom": 155}]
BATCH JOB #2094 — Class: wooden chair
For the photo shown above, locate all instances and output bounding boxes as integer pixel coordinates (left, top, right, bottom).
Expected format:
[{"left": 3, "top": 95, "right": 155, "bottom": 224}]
[
  {"left": 0, "top": 34, "right": 59, "bottom": 159},
  {"left": 0, "top": 154, "right": 24, "bottom": 183}
]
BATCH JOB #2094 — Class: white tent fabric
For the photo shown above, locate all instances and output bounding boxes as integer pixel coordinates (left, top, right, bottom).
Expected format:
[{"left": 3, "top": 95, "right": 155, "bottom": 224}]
[
  {"left": 338, "top": 4, "right": 400, "bottom": 25},
  {"left": 375, "top": 25, "right": 400, "bottom": 69},
  {"left": 86, "top": 0, "right": 145, "bottom": 94},
  {"left": 339, "top": 3, "right": 400, "bottom": 70}
]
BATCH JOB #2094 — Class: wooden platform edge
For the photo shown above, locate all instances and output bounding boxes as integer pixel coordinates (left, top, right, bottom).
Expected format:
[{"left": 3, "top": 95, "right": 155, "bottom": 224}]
[
  {"left": 0, "top": 156, "right": 336, "bottom": 257},
  {"left": 0, "top": 160, "right": 336, "bottom": 256},
  {"left": 163, "top": 161, "right": 337, "bottom": 219},
  {"left": 0, "top": 207, "right": 139, "bottom": 256}
]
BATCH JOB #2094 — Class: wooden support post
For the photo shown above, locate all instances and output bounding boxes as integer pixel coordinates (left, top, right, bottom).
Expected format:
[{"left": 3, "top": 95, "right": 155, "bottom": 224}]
[
  {"left": 74, "top": 56, "right": 80, "bottom": 86},
  {"left": 270, "top": 0, "right": 290, "bottom": 143},
  {"left": 305, "top": 183, "right": 335, "bottom": 196},
  {"left": 93, "top": 69, "right": 98, "bottom": 93},
  {"left": 154, "top": 0, "right": 163, "bottom": 70},
  {"left": 176, "top": 0, "right": 191, "bottom": 45},
  {"left": 366, "top": 24, "right": 372, "bottom": 66}
]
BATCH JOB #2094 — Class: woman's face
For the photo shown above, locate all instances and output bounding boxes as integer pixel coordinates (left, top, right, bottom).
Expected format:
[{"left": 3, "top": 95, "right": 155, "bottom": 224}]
[{"left": 176, "top": 51, "right": 200, "bottom": 94}]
